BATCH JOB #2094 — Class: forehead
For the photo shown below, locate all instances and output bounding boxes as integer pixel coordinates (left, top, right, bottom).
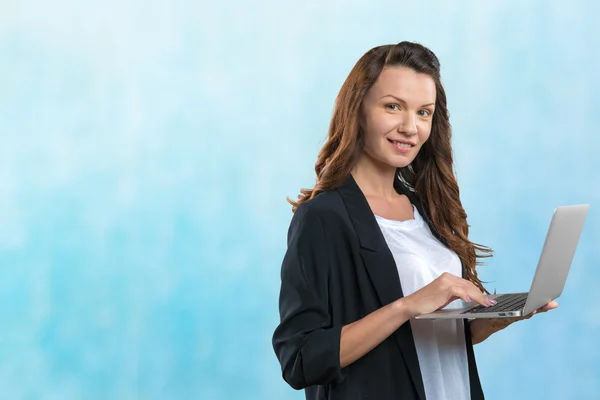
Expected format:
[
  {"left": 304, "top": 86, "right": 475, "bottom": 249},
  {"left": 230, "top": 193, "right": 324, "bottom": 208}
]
[{"left": 369, "top": 66, "right": 436, "bottom": 103}]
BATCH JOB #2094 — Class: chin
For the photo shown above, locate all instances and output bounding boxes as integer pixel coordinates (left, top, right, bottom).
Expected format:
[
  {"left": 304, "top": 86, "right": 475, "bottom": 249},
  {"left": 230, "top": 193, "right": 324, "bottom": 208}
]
[
  {"left": 388, "top": 156, "right": 413, "bottom": 169},
  {"left": 391, "top": 163, "right": 411, "bottom": 170}
]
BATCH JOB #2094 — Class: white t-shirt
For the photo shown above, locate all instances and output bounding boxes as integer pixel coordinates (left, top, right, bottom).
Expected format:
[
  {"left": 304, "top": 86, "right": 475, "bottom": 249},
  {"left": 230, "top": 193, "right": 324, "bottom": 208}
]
[{"left": 375, "top": 205, "right": 470, "bottom": 400}]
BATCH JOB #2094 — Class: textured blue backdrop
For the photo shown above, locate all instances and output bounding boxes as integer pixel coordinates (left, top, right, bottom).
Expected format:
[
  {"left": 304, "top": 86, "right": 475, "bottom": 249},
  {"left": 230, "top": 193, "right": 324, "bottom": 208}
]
[{"left": 1, "top": 1, "right": 599, "bottom": 399}]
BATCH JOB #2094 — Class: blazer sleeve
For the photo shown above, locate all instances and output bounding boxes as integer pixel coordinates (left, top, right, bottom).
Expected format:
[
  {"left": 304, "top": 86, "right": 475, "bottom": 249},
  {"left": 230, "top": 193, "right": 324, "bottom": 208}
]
[{"left": 272, "top": 203, "right": 345, "bottom": 390}]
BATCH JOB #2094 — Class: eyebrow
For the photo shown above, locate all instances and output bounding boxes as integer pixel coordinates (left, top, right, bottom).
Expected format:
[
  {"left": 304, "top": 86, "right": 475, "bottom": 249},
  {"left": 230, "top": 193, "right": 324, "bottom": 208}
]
[{"left": 380, "top": 94, "right": 435, "bottom": 108}]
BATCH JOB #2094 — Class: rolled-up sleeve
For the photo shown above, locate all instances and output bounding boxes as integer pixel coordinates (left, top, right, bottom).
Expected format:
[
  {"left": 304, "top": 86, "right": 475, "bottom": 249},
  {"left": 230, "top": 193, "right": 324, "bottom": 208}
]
[{"left": 272, "top": 203, "right": 345, "bottom": 390}]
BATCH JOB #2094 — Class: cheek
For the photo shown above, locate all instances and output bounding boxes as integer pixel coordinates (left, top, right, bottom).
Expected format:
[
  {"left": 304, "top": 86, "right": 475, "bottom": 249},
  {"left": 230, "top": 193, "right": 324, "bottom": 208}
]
[
  {"left": 362, "top": 118, "right": 383, "bottom": 145},
  {"left": 374, "top": 115, "right": 398, "bottom": 133},
  {"left": 419, "top": 123, "right": 432, "bottom": 142},
  {"left": 364, "top": 115, "right": 396, "bottom": 141}
]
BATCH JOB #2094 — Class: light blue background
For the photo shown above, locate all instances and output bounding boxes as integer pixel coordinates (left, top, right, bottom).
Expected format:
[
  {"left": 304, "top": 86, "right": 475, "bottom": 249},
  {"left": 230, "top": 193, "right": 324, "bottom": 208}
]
[{"left": 1, "top": 1, "right": 599, "bottom": 399}]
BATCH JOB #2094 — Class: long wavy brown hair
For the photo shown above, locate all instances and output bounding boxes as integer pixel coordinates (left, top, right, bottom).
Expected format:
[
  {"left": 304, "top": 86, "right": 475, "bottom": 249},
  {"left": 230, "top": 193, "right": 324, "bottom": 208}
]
[{"left": 287, "top": 41, "right": 493, "bottom": 293}]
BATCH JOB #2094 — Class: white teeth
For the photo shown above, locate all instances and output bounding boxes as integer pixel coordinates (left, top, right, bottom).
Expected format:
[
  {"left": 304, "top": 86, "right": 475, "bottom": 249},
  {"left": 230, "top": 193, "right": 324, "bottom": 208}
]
[{"left": 394, "top": 141, "right": 412, "bottom": 148}]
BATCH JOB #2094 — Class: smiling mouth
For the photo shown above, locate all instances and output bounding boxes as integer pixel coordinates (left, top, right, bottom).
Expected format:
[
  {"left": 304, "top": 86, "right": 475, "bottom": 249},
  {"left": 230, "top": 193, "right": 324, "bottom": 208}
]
[{"left": 387, "top": 139, "right": 414, "bottom": 149}]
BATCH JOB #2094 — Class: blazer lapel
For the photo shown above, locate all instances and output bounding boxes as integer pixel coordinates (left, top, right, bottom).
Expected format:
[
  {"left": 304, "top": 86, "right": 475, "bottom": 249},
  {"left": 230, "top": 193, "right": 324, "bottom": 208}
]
[{"left": 337, "top": 174, "right": 426, "bottom": 400}]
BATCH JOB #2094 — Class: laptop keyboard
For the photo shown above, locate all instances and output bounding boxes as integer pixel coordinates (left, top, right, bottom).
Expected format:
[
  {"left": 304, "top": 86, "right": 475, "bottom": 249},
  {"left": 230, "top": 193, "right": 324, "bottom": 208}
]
[{"left": 462, "top": 292, "right": 528, "bottom": 314}]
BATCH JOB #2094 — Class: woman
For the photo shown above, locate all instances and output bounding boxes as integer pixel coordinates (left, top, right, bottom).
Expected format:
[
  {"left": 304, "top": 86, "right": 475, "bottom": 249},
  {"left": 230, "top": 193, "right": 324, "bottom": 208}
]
[{"left": 272, "top": 41, "right": 557, "bottom": 400}]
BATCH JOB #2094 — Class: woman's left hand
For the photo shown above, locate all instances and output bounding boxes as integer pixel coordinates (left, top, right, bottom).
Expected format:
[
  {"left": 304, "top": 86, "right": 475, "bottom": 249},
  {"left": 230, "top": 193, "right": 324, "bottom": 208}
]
[
  {"left": 502, "top": 299, "right": 559, "bottom": 324},
  {"left": 520, "top": 300, "right": 559, "bottom": 319},
  {"left": 470, "top": 300, "right": 559, "bottom": 344}
]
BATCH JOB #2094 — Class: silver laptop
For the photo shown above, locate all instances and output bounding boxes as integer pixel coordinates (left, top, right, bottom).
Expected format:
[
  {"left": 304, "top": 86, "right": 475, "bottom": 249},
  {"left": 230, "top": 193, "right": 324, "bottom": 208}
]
[{"left": 416, "top": 204, "right": 589, "bottom": 319}]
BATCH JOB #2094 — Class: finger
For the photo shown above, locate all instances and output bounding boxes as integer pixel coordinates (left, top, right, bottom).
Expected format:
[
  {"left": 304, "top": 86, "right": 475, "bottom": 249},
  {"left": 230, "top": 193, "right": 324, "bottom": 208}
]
[
  {"left": 439, "top": 295, "right": 462, "bottom": 310},
  {"left": 452, "top": 286, "right": 493, "bottom": 307},
  {"left": 466, "top": 287, "right": 495, "bottom": 307},
  {"left": 449, "top": 287, "right": 473, "bottom": 305},
  {"left": 537, "top": 301, "right": 559, "bottom": 313},
  {"left": 461, "top": 279, "right": 496, "bottom": 307},
  {"left": 442, "top": 275, "right": 491, "bottom": 306},
  {"left": 542, "top": 301, "right": 559, "bottom": 310}
]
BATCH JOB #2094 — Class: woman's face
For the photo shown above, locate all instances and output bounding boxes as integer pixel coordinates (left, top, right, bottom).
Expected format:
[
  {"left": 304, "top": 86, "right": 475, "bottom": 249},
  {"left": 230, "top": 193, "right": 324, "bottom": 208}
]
[{"left": 361, "top": 66, "right": 436, "bottom": 169}]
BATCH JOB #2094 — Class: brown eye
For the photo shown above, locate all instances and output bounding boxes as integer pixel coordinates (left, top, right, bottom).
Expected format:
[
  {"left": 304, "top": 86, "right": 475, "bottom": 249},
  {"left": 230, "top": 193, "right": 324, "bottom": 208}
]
[
  {"left": 386, "top": 104, "right": 400, "bottom": 111},
  {"left": 418, "top": 109, "right": 432, "bottom": 117}
]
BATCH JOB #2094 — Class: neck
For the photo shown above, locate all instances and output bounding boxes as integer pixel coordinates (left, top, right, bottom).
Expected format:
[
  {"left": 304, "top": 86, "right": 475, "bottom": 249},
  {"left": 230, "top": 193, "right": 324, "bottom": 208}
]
[{"left": 350, "top": 152, "right": 399, "bottom": 200}]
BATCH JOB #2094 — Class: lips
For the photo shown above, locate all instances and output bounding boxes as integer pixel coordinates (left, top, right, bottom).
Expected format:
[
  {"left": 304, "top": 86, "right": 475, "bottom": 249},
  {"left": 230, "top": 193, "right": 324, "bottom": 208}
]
[
  {"left": 388, "top": 140, "right": 413, "bottom": 153},
  {"left": 387, "top": 138, "right": 415, "bottom": 147}
]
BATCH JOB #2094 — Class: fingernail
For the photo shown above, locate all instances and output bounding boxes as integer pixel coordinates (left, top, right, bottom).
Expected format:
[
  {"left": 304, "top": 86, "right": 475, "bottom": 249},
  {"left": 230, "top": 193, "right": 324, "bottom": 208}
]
[{"left": 465, "top": 296, "right": 471, "bottom": 303}]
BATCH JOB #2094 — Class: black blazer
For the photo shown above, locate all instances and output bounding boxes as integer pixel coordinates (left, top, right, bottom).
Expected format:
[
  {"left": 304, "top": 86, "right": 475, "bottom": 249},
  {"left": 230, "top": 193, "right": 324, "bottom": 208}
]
[{"left": 272, "top": 174, "right": 484, "bottom": 400}]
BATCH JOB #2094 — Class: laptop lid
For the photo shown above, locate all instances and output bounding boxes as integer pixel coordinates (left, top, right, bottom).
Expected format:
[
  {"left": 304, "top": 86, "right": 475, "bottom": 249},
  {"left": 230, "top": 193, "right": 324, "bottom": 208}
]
[{"left": 522, "top": 204, "right": 589, "bottom": 315}]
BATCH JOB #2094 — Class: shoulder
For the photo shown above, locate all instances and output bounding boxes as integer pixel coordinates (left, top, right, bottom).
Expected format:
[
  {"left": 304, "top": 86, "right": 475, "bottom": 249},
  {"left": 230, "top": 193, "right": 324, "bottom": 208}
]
[
  {"left": 289, "top": 189, "right": 350, "bottom": 242},
  {"left": 295, "top": 189, "right": 345, "bottom": 222}
]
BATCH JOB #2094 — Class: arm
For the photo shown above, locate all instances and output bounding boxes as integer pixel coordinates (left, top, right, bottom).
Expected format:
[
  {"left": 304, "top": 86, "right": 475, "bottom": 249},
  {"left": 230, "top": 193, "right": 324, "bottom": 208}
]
[
  {"left": 272, "top": 204, "right": 413, "bottom": 389},
  {"left": 272, "top": 204, "right": 345, "bottom": 390},
  {"left": 340, "top": 272, "right": 497, "bottom": 366},
  {"left": 469, "top": 318, "right": 513, "bottom": 345},
  {"left": 340, "top": 299, "right": 410, "bottom": 368},
  {"left": 272, "top": 204, "right": 494, "bottom": 389}
]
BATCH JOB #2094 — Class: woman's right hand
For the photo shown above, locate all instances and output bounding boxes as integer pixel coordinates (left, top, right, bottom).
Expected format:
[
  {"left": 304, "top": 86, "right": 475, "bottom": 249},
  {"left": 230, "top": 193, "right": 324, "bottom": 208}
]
[{"left": 402, "top": 272, "right": 496, "bottom": 318}]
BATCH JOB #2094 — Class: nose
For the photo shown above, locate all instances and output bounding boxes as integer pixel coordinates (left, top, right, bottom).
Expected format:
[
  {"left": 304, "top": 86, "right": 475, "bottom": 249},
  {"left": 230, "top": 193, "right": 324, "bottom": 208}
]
[{"left": 398, "top": 113, "right": 418, "bottom": 136}]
